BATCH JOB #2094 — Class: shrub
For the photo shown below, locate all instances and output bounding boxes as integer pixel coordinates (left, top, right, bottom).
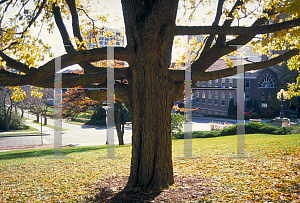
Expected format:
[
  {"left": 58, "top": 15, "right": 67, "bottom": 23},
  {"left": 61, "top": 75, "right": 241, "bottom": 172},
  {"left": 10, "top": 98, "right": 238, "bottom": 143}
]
[
  {"left": 172, "top": 122, "right": 298, "bottom": 139},
  {"left": 0, "top": 111, "right": 28, "bottom": 131},
  {"left": 171, "top": 113, "right": 184, "bottom": 138},
  {"left": 219, "top": 126, "right": 237, "bottom": 136},
  {"left": 85, "top": 119, "right": 106, "bottom": 126}
]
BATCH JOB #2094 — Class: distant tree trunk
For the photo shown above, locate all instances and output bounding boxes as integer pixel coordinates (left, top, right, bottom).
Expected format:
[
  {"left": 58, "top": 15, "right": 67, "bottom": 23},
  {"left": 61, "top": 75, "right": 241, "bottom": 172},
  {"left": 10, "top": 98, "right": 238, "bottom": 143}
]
[
  {"left": 36, "top": 110, "right": 39, "bottom": 123},
  {"left": 4, "top": 106, "right": 12, "bottom": 131},
  {"left": 115, "top": 102, "right": 125, "bottom": 145},
  {"left": 20, "top": 103, "right": 24, "bottom": 118},
  {"left": 44, "top": 114, "right": 47, "bottom": 125},
  {"left": 5, "top": 110, "right": 10, "bottom": 131}
]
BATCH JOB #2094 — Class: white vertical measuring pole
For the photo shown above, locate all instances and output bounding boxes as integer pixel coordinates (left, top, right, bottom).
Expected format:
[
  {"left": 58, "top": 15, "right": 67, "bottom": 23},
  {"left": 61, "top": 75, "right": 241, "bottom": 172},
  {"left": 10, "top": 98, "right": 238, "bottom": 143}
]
[
  {"left": 107, "top": 46, "right": 115, "bottom": 158},
  {"left": 230, "top": 45, "right": 248, "bottom": 159},
  {"left": 184, "top": 47, "right": 193, "bottom": 158}
]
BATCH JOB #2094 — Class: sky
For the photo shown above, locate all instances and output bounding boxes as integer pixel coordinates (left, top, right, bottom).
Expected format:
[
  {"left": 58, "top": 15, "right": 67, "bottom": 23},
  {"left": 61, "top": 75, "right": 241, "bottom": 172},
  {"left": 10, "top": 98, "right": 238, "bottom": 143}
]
[{"left": 2, "top": 0, "right": 262, "bottom": 71}]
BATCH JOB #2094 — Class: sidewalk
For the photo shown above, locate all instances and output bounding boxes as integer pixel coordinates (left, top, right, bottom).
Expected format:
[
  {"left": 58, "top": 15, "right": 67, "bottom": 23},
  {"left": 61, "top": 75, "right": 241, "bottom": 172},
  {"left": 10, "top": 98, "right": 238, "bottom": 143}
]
[{"left": 0, "top": 120, "right": 54, "bottom": 136}]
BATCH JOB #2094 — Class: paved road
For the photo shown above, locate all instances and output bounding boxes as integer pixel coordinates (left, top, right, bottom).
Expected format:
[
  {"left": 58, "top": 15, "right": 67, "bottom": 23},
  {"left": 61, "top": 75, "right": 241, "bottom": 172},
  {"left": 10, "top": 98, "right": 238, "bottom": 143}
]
[
  {"left": 0, "top": 110, "right": 133, "bottom": 148},
  {"left": 2, "top": 110, "right": 289, "bottom": 149}
]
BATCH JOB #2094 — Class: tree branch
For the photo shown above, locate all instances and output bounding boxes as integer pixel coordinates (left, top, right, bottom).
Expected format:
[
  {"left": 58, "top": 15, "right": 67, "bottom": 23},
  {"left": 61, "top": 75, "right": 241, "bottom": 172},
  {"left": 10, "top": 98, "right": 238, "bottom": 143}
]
[
  {"left": 0, "top": 51, "right": 35, "bottom": 74},
  {"left": 175, "top": 18, "right": 300, "bottom": 36},
  {"left": 0, "top": 46, "right": 131, "bottom": 87},
  {"left": 169, "top": 48, "right": 300, "bottom": 82},
  {"left": 65, "top": 0, "right": 83, "bottom": 41},
  {"left": 52, "top": 3, "right": 75, "bottom": 52},
  {"left": 22, "top": 0, "right": 47, "bottom": 36},
  {"left": 83, "top": 81, "right": 131, "bottom": 104},
  {"left": 191, "top": 16, "right": 269, "bottom": 73},
  {"left": 202, "top": 0, "right": 225, "bottom": 54}
]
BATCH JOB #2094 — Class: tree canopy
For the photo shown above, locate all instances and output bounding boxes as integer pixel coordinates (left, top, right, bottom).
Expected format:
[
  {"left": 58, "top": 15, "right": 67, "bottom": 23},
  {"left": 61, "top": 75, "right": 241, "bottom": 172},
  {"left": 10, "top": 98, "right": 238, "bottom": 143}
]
[{"left": 0, "top": 0, "right": 299, "bottom": 191}]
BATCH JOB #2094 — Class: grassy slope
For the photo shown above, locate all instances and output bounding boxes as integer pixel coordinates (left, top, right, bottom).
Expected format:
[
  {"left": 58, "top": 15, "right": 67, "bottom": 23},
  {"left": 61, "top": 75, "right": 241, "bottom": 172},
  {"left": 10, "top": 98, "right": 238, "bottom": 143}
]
[{"left": 0, "top": 134, "right": 299, "bottom": 202}]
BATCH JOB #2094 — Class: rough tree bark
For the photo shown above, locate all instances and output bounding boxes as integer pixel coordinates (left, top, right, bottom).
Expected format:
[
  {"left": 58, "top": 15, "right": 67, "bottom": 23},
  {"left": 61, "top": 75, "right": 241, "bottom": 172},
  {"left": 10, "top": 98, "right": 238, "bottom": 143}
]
[{"left": 120, "top": 0, "right": 179, "bottom": 190}]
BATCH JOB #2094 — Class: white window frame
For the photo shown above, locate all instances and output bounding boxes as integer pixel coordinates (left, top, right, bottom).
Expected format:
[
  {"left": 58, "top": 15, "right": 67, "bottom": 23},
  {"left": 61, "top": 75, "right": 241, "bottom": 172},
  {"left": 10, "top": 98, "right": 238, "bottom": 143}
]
[
  {"left": 245, "top": 79, "right": 250, "bottom": 88},
  {"left": 208, "top": 80, "right": 212, "bottom": 87},
  {"left": 229, "top": 78, "right": 233, "bottom": 88},
  {"left": 208, "top": 92, "right": 211, "bottom": 105},
  {"left": 221, "top": 78, "right": 226, "bottom": 87},
  {"left": 202, "top": 92, "right": 205, "bottom": 104},
  {"left": 215, "top": 79, "right": 218, "bottom": 87},
  {"left": 214, "top": 92, "right": 218, "bottom": 106},
  {"left": 221, "top": 92, "right": 225, "bottom": 106}
]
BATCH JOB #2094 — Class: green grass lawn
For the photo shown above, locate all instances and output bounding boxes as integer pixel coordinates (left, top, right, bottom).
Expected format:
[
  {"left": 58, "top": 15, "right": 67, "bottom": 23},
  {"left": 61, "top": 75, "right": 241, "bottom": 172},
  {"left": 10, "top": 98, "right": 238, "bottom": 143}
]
[
  {"left": 0, "top": 125, "right": 38, "bottom": 137},
  {"left": 0, "top": 134, "right": 299, "bottom": 202}
]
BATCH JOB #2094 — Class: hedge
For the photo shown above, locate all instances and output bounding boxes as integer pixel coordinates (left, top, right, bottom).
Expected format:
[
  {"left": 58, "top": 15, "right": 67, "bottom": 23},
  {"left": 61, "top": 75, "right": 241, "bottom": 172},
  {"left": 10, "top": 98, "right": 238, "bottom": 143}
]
[{"left": 172, "top": 122, "right": 299, "bottom": 139}]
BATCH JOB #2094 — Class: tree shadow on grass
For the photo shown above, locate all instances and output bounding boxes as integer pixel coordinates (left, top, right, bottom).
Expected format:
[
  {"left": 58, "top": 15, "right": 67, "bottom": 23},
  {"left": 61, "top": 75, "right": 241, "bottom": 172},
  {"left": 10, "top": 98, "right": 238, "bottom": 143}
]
[
  {"left": 87, "top": 186, "right": 162, "bottom": 203},
  {"left": 86, "top": 176, "right": 217, "bottom": 202}
]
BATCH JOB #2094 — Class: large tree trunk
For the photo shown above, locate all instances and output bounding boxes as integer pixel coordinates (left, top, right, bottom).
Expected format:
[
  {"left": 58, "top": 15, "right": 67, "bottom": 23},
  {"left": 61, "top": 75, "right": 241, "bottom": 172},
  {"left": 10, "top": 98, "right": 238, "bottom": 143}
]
[
  {"left": 121, "top": 0, "right": 179, "bottom": 191},
  {"left": 126, "top": 62, "right": 175, "bottom": 190},
  {"left": 124, "top": 35, "right": 176, "bottom": 191}
]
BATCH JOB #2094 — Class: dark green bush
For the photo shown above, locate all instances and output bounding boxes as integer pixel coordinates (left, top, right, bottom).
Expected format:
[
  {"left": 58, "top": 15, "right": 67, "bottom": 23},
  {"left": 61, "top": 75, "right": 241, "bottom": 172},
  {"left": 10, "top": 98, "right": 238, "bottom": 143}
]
[
  {"left": 85, "top": 119, "right": 106, "bottom": 126},
  {"left": 219, "top": 125, "right": 237, "bottom": 136},
  {"left": 172, "top": 122, "right": 298, "bottom": 139},
  {"left": 78, "top": 113, "right": 92, "bottom": 119},
  {"left": 0, "top": 111, "right": 28, "bottom": 131}
]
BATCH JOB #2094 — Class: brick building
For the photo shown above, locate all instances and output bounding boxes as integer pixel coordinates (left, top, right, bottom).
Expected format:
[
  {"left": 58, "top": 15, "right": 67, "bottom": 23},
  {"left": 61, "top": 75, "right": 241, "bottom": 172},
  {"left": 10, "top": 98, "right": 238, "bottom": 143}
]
[{"left": 190, "top": 56, "right": 282, "bottom": 117}]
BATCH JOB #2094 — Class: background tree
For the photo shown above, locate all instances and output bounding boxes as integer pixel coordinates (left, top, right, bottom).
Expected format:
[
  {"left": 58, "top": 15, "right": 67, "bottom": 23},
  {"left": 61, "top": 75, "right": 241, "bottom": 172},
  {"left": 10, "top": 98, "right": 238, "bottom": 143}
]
[
  {"left": 0, "top": 0, "right": 300, "bottom": 191},
  {"left": 227, "top": 98, "right": 236, "bottom": 117},
  {"left": 62, "top": 87, "right": 130, "bottom": 145},
  {"left": 253, "top": 99, "right": 260, "bottom": 116},
  {"left": 0, "top": 86, "right": 27, "bottom": 131},
  {"left": 0, "top": 87, "right": 16, "bottom": 131}
]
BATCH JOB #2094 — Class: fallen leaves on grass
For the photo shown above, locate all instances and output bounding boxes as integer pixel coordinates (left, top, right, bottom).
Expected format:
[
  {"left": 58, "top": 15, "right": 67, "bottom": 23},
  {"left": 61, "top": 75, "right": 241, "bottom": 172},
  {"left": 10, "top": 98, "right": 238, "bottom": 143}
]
[{"left": 0, "top": 134, "right": 299, "bottom": 202}]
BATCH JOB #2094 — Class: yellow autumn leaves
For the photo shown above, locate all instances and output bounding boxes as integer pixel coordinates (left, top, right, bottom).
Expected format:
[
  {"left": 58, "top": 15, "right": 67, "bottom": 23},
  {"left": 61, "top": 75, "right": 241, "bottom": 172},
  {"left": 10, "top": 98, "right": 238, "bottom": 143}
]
[
  {"left": 5, "top": 86, "right": 43, "bottom": 101},
  {"left": 1, "top": 134, "right": 299, "bottom": 202}
]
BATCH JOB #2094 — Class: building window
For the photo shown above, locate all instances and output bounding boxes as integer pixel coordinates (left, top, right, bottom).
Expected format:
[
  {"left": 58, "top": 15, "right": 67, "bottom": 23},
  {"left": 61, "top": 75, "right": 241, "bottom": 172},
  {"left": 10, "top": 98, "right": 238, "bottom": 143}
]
[
  {"left": 100, "top": 41, "right": 103, "bottom": 45},
  {"left": 221, "top": 113, "right": 225, "bottom": 116},
  {"left": 208, "top": 92, "right": 211, "bottom": 105},
  {"left": 229, "top": 78, "right": 233, "bottom": 88},
  {"left": 245, "top": 94, "right": 250, "bottom": 102},
  {"left": 245, "top": 79, "right": 250, "bottom": 88},
  {"left": 221, "top": 78, "right": 225, "bottom": 87},
  {"left": 261, "top": 92, "right": 265, "bottom": 103},
  {"left": 202, "top": 110, "right": 205, "bottom": 115},
  {"left": 202, "top": 92, "right": 205, "bottom": 104},
  {"left": 208, "top": 111, "right": 211, "bottom": 115},
  {"left": 228, "top": 92, "right": 233, "bottom": 106},
  {"left": 214, "top": 92, "right": 218, "bottom": 105},
  {"left": 196, "top": 92, "right": 199, "bottom": 103},
  {"left": 221, "top": 92, "right": 225, "bottom": 106},
  {"left": 202, "top": 81, "right": 205, "bottom": 87},
  {"left": 259, "top": 75, "right": 274, "bottom": 88},
  {"left": 208, "top": 80, "right": 212, "bottom": 87},
  {"left": 215, "top": 79, "right": 218, "bottom": 87},
  {"left": 214, "top": 112, "right": 218, "bottom": 115}
]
